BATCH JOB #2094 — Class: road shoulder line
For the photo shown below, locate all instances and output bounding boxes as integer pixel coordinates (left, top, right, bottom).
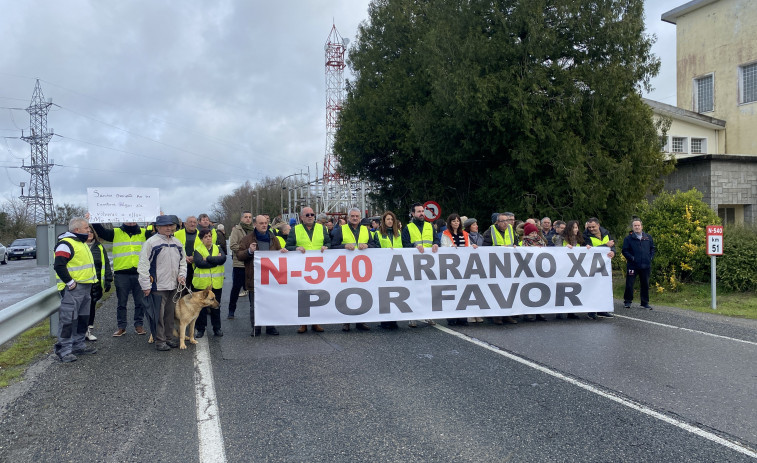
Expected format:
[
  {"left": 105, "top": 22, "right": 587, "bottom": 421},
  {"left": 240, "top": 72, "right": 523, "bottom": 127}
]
[
  {"left": 435, "top": 324, "right": 757, "bottom": 459},
  {"left": 194, "top": 338, "right": 227, "bottom": 463}
]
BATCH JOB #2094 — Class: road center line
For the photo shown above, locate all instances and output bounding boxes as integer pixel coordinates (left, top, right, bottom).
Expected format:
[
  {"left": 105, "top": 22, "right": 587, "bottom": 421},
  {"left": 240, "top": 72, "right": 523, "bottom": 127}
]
[
  {"left": 613, "top": 314, "right": 757, "bottom": 346},
  {"left": 194, "top": 338, "right": 227, "bottom": 463},
  {"left": 434, "top": 324, "right": 757, "bottom": 459}
]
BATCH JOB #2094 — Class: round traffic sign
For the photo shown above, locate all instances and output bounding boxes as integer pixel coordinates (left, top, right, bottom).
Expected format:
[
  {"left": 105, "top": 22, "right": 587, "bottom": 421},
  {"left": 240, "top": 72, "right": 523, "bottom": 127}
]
[{"left": 423, "top": 201, "right": 441, "bottom": 222}]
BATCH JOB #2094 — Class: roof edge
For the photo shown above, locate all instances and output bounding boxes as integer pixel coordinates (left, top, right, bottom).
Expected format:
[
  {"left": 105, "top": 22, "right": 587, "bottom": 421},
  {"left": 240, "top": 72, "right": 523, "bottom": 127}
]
[{"left": 661, "top": 0, "right": 720, "bottom": 25}]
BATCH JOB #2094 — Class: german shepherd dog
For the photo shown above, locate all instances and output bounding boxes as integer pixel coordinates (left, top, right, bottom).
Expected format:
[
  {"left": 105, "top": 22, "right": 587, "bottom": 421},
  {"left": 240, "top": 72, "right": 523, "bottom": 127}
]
[{"left": 148, "top": 288, "right": 220, "bottom": 349}]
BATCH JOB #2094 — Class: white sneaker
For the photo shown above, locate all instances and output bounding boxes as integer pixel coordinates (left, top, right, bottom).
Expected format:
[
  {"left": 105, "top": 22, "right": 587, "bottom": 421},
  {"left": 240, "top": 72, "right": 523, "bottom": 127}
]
[
  {"left": 408, "top": 321, "right": 417, "bottom": 328},
  {"left": 239, "top": 289, "right": 248, "bottom": 297},
  {"left": 85, "top": 327, "right": 97, "bottom": 341}
]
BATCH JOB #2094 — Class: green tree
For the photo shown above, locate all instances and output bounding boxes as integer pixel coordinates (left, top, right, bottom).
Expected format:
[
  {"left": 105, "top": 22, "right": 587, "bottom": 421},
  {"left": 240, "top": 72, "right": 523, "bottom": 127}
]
[
  {"left": 335, "top": 0, "right": 671, "bottom": 228},
  {"left": 51, "top": 203, "right": 87, "bottom": 225},
  {"left": 636, "top": 189, "right": 720, "bottom": 289}
]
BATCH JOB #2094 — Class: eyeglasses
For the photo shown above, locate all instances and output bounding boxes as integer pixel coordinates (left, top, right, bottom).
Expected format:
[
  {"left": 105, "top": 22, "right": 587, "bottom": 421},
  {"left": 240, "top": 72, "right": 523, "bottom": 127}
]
[{"left": 304, "top": 213, "right": 315, "bottom": 217}]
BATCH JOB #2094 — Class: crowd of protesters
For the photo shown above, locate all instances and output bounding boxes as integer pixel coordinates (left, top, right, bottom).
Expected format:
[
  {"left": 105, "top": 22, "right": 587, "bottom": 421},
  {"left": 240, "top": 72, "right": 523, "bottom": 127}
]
[{"left": 52, "top": 205, "right": 653, "bottom": 362}]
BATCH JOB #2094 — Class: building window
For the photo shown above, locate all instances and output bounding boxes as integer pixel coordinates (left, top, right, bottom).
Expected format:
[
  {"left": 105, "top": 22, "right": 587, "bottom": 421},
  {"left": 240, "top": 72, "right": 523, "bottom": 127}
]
[
  {"left": 740, "top": 62, "right": 757, "bottom": 104},
  {"left": 691, "top": 138, "right": 706, "bottom": 154},
  {"left": 694, "top": 74, "right": 714, "bottom": 112},
  {"left": 671, "top": 137, "right": 687, "bottom": 153},
  {"left": 718, "top": 207, "right": 735, "bottom": 225}
]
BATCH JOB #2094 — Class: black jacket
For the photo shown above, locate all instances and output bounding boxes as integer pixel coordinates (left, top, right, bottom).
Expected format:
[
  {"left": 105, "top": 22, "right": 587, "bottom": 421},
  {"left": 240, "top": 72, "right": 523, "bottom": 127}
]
[{"left": 622, "top": 232, "right": 655, "bottom": 270}]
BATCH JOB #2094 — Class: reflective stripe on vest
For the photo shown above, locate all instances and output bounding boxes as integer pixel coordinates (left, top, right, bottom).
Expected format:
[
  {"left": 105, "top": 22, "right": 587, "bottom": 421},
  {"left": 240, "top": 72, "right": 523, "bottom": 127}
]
[
  {"left": 294, "top": 224, "right": 325, "bottom": 250},
  {"left": 407, "top": 222, "right": 433, "bottom": 247},
  {"left": 377, "top": 232, "right": 402, "bottom": 249},
  {"left": 93, "top": 243, "right": 106, "bottom": 289},
  {"left": 489, "top": 225, "right": 515, "bottom": 246},
  {"left": 193, "top": 244, "right": 224, "bottom": 289},
  {"left": 111, "top": 228, "right": 146, "bottom": 271},
  {"left": 589, "top": 234, "right": 610, "bottom": 247},
  {"left": 56, "top": 238, "right": 98, "bottom": 290},
  {"left": 340, "top": 224, "right": 370, "bottom": 245}
]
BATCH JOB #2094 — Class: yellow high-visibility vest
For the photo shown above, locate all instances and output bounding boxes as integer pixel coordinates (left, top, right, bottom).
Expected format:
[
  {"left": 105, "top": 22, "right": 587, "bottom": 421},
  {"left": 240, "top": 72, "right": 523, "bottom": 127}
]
[
  {"left": 111, "top": 228, "right": 146, "bottom": 271},
  {"left": 340, "top": 224, "right": 370, "bottom": 245},
  {"left": 294, "top": 224, "right": 325, "bottom": 250},
  {"left": 193, "top": 244, "right": 224, "bottom": 289},
  {"left": 56, "top": 238, "right": 98, "bottom": 290}
]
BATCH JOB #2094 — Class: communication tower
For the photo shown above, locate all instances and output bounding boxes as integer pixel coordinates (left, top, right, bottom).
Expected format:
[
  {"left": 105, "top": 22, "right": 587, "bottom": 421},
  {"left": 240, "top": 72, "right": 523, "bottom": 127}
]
[{"left": 20, "top": 79, "right": 55, "bottom": 223}]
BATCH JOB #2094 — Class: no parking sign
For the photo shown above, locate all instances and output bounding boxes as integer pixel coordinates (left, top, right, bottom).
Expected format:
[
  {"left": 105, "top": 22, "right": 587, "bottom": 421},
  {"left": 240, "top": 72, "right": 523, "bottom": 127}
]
[{"left": 423, "top": 201, "right": 441, "bottom": 222}]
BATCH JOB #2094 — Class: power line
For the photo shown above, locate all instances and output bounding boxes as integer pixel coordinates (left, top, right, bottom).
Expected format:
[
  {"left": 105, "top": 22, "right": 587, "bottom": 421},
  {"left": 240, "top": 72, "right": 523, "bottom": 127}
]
[{"left": 53, "top": 134, "right": 258, "bottom": 182}]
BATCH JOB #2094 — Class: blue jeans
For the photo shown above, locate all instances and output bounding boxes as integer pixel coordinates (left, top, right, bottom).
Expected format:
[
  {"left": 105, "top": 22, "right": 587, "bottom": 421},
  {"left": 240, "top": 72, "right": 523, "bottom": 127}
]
[{"left": 115, "top": 273, "right": 145, "bottom": 329}]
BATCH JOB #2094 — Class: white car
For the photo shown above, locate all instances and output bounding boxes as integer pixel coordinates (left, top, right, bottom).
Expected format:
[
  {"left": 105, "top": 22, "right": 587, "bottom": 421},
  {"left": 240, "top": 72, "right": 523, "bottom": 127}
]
[{"left": 0, "top": 242, "right": 7, "bottom": 265}]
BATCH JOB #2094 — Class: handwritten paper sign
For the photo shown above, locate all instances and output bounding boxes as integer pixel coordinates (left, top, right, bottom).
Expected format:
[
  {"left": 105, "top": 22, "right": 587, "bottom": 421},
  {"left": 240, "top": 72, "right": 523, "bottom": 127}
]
[{"left": 87, "top": 187, "right": 160, "bottom": 223}]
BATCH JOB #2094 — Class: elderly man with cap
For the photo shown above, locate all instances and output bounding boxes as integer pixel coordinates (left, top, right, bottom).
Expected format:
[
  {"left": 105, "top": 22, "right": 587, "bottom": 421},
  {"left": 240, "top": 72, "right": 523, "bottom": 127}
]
[{"left": 138, "top": 215, "right": 187, "bottom": 351}]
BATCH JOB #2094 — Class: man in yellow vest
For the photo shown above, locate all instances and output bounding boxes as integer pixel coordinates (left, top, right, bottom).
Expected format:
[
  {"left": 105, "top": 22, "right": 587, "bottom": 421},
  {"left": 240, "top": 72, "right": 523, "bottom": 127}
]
[
  {"left": 483, "top": 212, "right": 517, "bottom": 247},
  {"left": 89, "top": 214, "right": 150, "bottom": 337},
  {"left": 53, "top": 217, "right": 98, "bottom": 363},
  {"left": 285, "top": 206, "right": 329, "bottom": 333},
  {"left": 584, "top": 217, "right": 616, "bottom": 319},
  {"left": 483, "top": 212, "right": 519, "bottom": 325},
  {"left": 331, "top": 207, "right": 376, "bottom": 331},
  {"left": 401, "top": 203, "right": 440, "bottom": 328}
]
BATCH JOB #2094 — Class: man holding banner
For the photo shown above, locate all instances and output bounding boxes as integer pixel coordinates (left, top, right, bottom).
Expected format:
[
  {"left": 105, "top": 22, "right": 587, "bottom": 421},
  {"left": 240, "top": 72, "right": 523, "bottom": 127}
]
[
  {"left": 285, "top": 206, "right": 330, "bottom": 333},
  {"left": 401, "top": 202, "right": 440, "bottom": 328}
]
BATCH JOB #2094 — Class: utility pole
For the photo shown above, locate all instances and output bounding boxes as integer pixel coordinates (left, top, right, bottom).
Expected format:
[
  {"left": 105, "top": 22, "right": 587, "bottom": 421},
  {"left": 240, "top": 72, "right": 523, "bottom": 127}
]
[{"left": 20, "top": 79, "right": 55, "bottom": 224}]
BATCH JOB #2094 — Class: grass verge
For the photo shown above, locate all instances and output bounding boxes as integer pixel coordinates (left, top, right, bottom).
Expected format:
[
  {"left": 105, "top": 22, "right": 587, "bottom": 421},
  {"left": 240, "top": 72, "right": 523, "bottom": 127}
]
[
  {"left": 0, "top": 319, "right": 55, "bottom": 388},
  {"left": 613, "top": 270, "right": 757, "bottom": 320}
]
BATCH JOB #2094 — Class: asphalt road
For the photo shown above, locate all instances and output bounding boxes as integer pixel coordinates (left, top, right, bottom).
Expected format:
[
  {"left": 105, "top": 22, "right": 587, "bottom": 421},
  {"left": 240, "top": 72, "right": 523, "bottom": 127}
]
[
  {"left": 0, "top": 257, "right": 49, "bottom": 310},
  {"left": 0, "top": 256, "right": 755, "bottom": 462}
]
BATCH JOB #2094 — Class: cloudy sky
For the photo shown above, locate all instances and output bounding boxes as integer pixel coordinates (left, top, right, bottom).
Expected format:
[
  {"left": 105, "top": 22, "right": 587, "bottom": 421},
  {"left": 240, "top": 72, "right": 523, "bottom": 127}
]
[{"left": 1, "top": 0, "right": 681, "bottom": 221}]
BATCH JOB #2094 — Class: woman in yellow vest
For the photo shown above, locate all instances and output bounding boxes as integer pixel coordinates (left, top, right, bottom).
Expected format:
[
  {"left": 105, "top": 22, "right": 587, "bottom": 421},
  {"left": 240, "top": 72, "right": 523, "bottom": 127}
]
[
  {"left": 371, "top": 210, "right": 402, "bottom": 329},
  {"left": 193, "top": 228, "right": 226, "bottom": 338}
]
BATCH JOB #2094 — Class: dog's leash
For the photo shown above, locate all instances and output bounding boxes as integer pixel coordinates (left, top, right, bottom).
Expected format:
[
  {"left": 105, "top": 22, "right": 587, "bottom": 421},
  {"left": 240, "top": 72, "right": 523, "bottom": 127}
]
[{"left": 173, "top": 281, "right": 192, "bottom": 303}]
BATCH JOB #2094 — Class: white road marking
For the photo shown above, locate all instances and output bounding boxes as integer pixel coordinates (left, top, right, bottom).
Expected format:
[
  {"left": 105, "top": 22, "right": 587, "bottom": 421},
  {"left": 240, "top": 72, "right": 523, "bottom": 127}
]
[
  {"left": 194, "top": 338, "right": 227, "bottom": 463},
  {"left": 614, "top": 314, "right": 757, "bottom": 346},
  {"left": 435, "top": 324, "right": 757, "bottom": 459}
]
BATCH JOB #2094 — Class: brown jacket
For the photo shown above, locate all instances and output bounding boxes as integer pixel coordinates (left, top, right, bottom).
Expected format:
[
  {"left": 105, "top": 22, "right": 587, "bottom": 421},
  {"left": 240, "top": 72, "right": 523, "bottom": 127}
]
[{"left": 236, "top": 230, "right": 282, "bottom": 290}]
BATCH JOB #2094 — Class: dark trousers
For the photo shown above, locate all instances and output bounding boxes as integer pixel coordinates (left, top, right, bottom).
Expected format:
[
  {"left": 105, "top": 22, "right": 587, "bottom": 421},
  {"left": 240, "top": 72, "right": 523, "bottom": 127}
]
[
  {"left": 115, "top": 273, "right": 145, "bottom": 329},
  {"left": 195, "top": 287, "right": 222, "bottom": 332},
  {"left": 624, "top": 267, "right": 650, "bottom": 306},
  {"left": 227, "top": 267, "right": 246, "bottom": 315},
  {"left": 55, "top": 284, "right": 92, "bottom": 357}
]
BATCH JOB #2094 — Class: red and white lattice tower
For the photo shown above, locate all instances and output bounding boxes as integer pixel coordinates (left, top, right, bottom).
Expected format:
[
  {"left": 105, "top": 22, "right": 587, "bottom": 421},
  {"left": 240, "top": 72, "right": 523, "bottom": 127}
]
[{"left": 322, "top": 24, "right": 348, "bottom": 213}]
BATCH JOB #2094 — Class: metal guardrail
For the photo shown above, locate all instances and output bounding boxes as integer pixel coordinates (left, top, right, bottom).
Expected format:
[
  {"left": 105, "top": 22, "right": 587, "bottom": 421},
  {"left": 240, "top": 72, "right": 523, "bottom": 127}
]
[{"left": 0, "top": 287, "right": 59, "bottom": 347}]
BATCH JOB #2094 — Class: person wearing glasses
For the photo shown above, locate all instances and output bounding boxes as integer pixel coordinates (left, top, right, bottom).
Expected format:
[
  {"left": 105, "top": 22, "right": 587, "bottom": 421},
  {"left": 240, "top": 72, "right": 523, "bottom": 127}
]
[
  {"left": 483, "top": 212, "right": 517, "bottom": 247},
  {"left": 483, "top": 212, "right": 518, "bottom": 325},
  {"left": 331, "top": 207, "right": 376, "bottom": 332},
  {"left": 285, "top": 206, "right": 330, "bottom": 333}
]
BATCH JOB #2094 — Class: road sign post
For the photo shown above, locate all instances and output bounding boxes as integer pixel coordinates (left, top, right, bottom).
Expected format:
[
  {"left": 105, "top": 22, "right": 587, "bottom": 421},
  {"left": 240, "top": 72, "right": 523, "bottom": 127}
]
[{"left": 706, "top": 225, "right": 723, "bottom": 310}]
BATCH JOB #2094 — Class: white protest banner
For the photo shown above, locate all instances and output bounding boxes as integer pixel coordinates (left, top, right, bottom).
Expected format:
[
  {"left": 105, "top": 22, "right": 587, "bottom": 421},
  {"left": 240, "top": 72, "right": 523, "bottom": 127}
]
[
  {"left": 87, "top": 187, "right": 160, "bottom": 223},
  {"left": 253, "top": 246, "right": 613, "bottom": 326}
]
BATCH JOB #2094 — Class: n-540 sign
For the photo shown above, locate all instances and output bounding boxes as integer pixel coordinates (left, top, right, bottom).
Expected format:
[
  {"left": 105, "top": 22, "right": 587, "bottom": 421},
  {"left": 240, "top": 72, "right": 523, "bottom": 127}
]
[{"left": 706, "top": 226, "right": 723, "bottom": 256}]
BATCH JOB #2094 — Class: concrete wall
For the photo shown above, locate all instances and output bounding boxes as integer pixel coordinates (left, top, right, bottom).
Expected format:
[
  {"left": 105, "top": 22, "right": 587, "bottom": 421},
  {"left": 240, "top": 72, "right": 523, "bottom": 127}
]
[
  {"left": 664, "top": 155, "right": 757, "bottom": 224},
  {"left": 675, "top": 0, "right": 757, "bottom": 155}
]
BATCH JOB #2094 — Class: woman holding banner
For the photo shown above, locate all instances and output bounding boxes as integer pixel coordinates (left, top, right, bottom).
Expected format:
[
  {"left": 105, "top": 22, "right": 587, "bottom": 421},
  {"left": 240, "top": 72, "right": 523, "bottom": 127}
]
[{"left": 372, "top": 211, "right": 402, "bottom": 329}]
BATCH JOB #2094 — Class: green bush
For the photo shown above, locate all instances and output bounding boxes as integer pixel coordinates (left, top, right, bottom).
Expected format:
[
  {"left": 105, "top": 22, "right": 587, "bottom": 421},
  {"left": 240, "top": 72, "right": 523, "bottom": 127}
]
[
  {"left": 717, "top": 225, "right": 757, "bottom": 292},
  {"left": 635, "top": 189, "right": 721, "bottom": 290}
]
